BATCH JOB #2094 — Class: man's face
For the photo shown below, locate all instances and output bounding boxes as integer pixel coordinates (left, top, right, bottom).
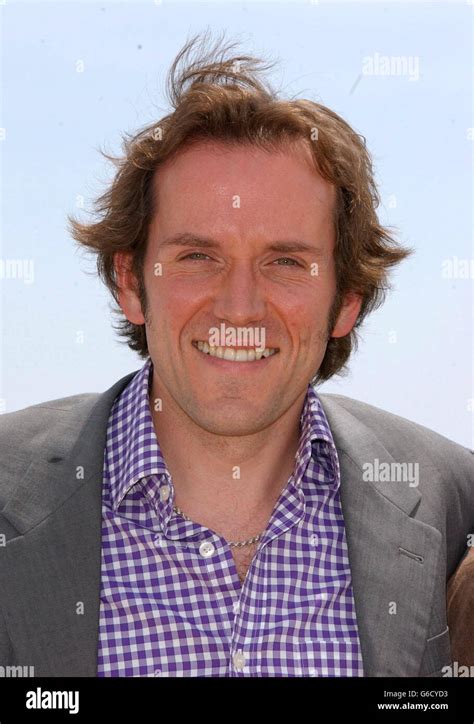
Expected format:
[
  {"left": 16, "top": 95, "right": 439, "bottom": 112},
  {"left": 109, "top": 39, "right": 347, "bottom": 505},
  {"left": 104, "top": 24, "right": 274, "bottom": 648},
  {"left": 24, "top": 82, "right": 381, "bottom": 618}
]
[{"left": 118, "top": 139, "right": 361, "bottom": 436}]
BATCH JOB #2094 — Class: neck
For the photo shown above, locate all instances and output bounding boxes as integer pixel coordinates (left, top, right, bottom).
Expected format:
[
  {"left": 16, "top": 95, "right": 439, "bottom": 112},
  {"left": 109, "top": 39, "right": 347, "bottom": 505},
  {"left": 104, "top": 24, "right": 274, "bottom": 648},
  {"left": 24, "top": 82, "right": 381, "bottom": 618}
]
[{"left": 148, "top": 377, "right": 305, "bottom": 531}]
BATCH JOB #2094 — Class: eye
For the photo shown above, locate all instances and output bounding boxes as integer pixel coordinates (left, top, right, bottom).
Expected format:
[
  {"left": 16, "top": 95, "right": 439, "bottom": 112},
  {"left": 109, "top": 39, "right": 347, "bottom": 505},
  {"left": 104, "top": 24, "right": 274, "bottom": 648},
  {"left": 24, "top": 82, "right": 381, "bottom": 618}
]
[
  {"left": 272, "top": 257, "right": 302, "bottom": 267},
  {"left": 180, "top": 252, "right": 212, "bottom": 261}
]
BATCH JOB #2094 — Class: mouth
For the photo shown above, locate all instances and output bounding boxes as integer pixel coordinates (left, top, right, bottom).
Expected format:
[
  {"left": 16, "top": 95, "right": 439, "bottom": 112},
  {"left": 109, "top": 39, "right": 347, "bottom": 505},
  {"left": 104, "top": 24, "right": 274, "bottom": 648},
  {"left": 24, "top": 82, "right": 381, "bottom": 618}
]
[{"left": 192, "top": 340, "right": 279, "bottom": 363}]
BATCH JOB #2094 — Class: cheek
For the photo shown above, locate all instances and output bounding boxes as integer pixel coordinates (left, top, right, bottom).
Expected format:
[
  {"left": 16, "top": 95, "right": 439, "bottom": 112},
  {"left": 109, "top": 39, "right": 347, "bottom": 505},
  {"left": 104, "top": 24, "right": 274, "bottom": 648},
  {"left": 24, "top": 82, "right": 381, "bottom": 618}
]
[
  {"left": 277, "top": 284, "right": 333, "bottom": 325},
  {"left": 146, "top": 276, "right": 208, "bottom": 327},
  {"left": 275, "top": 287, "right": 334, "bottom": 354}
]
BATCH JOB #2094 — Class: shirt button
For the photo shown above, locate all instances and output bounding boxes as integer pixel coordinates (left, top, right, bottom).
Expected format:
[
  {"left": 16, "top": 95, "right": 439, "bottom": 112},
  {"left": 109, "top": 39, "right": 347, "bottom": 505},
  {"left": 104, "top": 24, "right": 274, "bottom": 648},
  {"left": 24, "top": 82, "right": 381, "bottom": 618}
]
[
  {"left": 233, "top": 601, "right": 240, "bottom": 614},
  {"left": 160, "top": 484, "right": 171, "bottom": 502},
  {"left": 199, "top": 541, "right": 215, "bottom": 558},
  {"left": 232, "top": 650, "right": 246, "bottom": 671}
]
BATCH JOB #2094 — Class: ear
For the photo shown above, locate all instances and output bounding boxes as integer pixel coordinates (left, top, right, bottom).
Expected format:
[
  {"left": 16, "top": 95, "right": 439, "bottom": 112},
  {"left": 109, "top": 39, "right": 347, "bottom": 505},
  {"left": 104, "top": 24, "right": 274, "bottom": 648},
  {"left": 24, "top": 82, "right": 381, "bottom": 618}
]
[
  {"left": 114, "top": 251, "right": 146, "bottom": 325},
  {"left": 330, "top": 292, "right": 363, "bottom": 338}
]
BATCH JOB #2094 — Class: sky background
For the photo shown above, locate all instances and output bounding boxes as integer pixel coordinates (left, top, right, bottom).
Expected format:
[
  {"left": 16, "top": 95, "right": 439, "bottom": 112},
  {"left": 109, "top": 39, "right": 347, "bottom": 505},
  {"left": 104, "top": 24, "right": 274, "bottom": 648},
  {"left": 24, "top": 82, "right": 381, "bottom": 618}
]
[{"left": 0, "top": 0, "right": 472, "bottom": 447}]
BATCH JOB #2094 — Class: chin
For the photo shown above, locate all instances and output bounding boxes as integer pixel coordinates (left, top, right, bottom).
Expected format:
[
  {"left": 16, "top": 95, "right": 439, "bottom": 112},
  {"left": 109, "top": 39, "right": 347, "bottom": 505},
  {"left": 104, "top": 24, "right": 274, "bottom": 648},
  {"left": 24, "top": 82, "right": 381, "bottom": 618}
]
[{"left": 189, "top": 407, "right": 269, "bottom": 436}]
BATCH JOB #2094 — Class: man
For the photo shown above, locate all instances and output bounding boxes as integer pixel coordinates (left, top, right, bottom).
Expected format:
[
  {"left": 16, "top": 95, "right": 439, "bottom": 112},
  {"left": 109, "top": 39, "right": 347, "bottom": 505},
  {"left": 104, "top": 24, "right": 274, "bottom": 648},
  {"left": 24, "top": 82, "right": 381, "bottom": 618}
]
[
  {"left": 0, "top": 35, "right": 472, "bottom": 678},
  {"left": 447, "top": 546, "right": 474, "bottom": 668}
]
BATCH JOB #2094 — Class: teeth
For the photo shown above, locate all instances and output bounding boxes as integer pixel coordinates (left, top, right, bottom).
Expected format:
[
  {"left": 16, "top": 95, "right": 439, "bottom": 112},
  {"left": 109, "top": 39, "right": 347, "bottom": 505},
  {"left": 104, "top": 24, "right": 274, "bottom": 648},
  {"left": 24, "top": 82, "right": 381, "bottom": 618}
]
[
  {"left": 236, "top": 348, "right": 255, "bottom": 362},
  {"left": 194, "top": 340, "right": 278, "bottom": 362},
  {"left": 222, "top": 348, "right": 235, "bottom": 361}
]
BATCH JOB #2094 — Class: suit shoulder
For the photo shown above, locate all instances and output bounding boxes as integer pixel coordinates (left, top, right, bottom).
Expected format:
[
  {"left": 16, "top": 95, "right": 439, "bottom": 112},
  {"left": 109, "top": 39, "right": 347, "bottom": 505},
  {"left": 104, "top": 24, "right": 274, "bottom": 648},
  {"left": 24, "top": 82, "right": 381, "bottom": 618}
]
[
  {"left": 0, "top": 370, "right": 137, "bottom": 515},
  {"left": 0, "top": 393, "right": 101, "bottom": 501},
  {"left": 0, "top": 392, "right": 100, "bottom": 441},
  {"left": 0, "top": 369, "right": 137, "bottom": 470},
  {"left": 318, "top": 391, "right": 474, "bottom": 459}
]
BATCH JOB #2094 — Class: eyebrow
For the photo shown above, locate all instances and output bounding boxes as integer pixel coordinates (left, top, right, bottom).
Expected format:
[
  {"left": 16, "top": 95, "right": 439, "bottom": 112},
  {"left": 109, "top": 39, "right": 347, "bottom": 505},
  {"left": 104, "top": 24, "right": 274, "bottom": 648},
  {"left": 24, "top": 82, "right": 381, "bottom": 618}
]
[{"left": 159, "top": 233, "right": 324, "bottom": 255}]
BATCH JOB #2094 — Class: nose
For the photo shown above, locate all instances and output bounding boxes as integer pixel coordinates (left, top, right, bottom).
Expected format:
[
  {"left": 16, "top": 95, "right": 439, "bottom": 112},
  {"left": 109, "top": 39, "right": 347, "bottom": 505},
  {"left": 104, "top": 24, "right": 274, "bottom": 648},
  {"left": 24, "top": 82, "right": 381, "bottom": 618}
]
[{"left": 212, "top": 260, "right": 266, "bottom": 326}]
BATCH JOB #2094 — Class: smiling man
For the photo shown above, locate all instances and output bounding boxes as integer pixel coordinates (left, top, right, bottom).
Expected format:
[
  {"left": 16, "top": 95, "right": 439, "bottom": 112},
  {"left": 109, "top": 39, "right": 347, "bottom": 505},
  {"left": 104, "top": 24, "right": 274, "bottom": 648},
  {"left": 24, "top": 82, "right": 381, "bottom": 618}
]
[
  {"left": 114, "top": 137, "right": 362, "bottom": 595},
  {"left": 0, "top": 35, "right": 472, "bottom": 678}
]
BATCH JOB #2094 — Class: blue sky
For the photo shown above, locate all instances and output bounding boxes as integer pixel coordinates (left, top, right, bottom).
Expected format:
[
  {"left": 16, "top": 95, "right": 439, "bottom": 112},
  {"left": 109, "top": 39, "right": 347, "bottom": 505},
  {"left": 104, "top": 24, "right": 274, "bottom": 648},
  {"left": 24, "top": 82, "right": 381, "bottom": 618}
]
[{"left": 1, "top": 1, "right": 472, "bottom": 446}]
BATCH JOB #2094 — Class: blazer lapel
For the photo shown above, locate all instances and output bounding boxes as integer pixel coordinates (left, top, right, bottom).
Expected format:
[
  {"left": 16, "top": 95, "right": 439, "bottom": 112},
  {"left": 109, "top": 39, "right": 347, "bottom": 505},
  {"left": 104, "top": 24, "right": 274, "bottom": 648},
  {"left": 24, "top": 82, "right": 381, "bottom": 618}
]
[
  {"left": 319, "top": 394, "right": 443, "bottom": 676},
  {"left": 0, "top": 371, "right": 137, "bottom": 676}
]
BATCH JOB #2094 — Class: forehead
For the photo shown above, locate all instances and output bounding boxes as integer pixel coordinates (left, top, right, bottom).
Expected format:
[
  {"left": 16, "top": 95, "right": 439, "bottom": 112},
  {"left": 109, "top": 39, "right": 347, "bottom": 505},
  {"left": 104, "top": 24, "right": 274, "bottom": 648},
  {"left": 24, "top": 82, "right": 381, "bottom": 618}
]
[{"left": 150, "top": 139, "right": 337, "bottom": 241}]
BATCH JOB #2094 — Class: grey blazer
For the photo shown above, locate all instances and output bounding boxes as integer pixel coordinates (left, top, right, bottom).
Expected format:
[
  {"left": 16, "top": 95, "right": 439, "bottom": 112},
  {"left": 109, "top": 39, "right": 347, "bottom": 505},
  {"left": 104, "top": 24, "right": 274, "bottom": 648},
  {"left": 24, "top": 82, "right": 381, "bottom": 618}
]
[{"left": 0, "top": 370, "right": 473, "bottom": 677}]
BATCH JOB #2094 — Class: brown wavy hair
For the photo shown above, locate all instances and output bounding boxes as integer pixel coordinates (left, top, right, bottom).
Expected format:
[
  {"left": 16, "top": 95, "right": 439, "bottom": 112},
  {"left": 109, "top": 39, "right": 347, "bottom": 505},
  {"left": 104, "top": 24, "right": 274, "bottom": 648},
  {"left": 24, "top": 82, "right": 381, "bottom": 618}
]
[{"left": 68, "top": 31, "right": 412, "bottom": 384}]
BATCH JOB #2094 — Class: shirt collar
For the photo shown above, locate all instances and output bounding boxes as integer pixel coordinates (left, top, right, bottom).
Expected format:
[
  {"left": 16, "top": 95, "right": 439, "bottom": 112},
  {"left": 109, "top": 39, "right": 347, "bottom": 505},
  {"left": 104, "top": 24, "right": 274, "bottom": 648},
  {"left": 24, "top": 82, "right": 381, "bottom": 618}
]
[
  {"left": 294, "top": 384, "right": 341, "bottom": 488},
  {"left": 106, "top": 356, "right": 340, "bottom": 511},
  {"left": 106, "top": 356, "right": 167, "bottom": 511}
]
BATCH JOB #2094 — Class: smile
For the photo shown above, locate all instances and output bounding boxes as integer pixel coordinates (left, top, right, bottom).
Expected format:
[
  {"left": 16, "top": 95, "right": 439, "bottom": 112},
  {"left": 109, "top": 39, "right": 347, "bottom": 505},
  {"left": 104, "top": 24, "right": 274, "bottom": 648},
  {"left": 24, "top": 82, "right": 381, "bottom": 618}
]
[{"left": 192, "top": 340, "right": 279, "bottom": 362}]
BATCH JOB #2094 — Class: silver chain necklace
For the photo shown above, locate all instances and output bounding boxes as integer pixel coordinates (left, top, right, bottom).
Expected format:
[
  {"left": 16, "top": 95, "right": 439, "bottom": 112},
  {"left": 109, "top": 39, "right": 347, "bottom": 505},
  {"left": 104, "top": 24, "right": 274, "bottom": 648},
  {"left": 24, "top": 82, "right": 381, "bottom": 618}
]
[{"left": 172, "top": 505, "right": 263, "bottom": 548}]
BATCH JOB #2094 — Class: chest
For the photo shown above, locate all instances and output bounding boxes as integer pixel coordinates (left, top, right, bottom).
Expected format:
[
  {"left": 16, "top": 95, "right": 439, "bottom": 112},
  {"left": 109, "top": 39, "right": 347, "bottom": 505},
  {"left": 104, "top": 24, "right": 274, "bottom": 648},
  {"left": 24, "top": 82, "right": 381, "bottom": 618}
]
[
  {"left": 99, "top": 503, "right": 363, "bottom": 676},
  {"left": 231, "top": 542, "right": 259, "bottom": 585}
]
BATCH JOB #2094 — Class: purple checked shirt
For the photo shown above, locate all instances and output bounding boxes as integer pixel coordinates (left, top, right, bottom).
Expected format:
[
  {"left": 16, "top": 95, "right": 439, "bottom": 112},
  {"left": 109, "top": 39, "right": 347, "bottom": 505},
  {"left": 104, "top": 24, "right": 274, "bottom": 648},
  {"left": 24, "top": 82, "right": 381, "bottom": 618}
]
[{"left": 97, "top": 357, "right": 364, "bottom": 676}]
